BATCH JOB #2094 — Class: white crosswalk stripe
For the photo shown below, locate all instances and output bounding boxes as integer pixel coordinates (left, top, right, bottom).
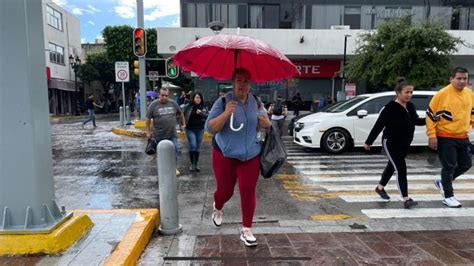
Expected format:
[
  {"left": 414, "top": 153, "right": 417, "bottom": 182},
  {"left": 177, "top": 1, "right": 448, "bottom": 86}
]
[
  {"left": 299, "top": 168, "right": 441, "bottom": 176},
  {"left": 340, "top": 194, "right": 474, "bottom": 202},
  {"left": 362, "top": 208, "right": 474, "bottom": 219},
  {"left": 320, "top": 183, "right": 474, "bottom": 191},
  {"left": 283, "top": 140, "right": 474, "bottom": 219},
  {"left": 305, "top": 175, "right": 474, "bottom": 183}
]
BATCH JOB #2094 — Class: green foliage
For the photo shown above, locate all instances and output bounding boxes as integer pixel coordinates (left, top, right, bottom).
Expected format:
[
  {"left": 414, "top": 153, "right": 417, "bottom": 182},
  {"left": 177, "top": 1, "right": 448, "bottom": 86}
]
[
  {"left": 103, "top": 25, "right": 135, "bottom": 63},
  {"left": 346, "top": 16, "right": 462, "bottom": 90},
  {"left": 79, "top": 53, "right": 114, "bottom": 91},
  {"left": 84, "top": 26, "right": 188, "bottom": 92}
]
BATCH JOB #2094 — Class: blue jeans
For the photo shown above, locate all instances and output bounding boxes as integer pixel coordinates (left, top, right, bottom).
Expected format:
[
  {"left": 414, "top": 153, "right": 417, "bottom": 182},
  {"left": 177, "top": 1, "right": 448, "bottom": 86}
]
[
  {"left": 83, "top": 109, "right": 96, "bottom": 127},
  {"left": 185, "top": 128, "right": 204, "bottom": 152}
]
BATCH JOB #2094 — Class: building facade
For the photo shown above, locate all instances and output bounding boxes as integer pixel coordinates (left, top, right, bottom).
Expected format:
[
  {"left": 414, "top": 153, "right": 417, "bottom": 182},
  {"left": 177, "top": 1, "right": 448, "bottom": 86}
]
[
  {"left": 42, "top": 0, "right": 82, "bottom": 115},
  {"left": 159, "top": 0, "right": 474, "bottom": 107},
  {"left": 181, "top": 0, "right": 474, "bottom": 31}
]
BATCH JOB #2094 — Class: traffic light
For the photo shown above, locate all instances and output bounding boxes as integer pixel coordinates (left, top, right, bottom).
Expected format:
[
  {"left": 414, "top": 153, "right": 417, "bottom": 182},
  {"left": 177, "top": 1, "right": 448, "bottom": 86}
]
[
  {"left": 166, "top": 58, "right": 179, "bottom": 79},
  {"left": 133, "top": 27, "right": 146, "bottom": 57},
  {"left": 133, "top": 60, "right": 139, "bottom": 76}
]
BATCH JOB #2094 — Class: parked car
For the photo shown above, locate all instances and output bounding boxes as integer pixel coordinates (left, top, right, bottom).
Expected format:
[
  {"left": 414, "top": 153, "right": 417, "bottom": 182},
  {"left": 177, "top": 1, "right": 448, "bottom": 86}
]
[
  {"left": 288, "top": 113, "right": 313, "bottom": 136},
  {"left": 288, "top": 102, "right": 341, "bottom": 136},
  {"left": 293, "top": 91, "right": 468, "bottom": 154}
]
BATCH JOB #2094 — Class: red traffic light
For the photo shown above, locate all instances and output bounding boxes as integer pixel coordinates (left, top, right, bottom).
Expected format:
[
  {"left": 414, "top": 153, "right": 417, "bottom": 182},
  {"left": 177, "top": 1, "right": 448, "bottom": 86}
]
[{"left": 133, "top": 27, "right": 146, "bottom": 57}]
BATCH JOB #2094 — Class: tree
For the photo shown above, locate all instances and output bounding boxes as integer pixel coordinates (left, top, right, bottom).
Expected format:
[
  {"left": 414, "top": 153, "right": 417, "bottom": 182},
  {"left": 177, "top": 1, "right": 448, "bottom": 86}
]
[
  {"left": 80, "top": 53, "right": 114, "bottom": 93},
  {"left": 346, "top": 16, "right": 462, "bottom": 90}
]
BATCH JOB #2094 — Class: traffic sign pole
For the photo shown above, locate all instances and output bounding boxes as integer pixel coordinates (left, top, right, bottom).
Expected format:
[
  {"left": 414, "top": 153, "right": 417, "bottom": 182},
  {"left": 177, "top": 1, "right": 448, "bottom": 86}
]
[
  {"left": 137, "top": 0, "right": 146, "bottom": 120},
  {"left": 122, "top": 82, "right": 126, "bottom": 126}
]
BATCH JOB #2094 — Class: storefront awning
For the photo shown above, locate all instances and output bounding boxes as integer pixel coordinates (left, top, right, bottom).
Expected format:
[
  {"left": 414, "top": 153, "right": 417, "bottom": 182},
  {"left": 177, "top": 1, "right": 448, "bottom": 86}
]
[{"left": 48, "top": 78, "right": 76, "bottom": 92}]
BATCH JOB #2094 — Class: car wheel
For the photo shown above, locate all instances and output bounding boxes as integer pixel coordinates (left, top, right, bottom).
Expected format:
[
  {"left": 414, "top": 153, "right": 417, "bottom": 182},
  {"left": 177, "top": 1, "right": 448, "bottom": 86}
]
[{"left": 322, "top": 128, "right": 350, "bottom": 154}]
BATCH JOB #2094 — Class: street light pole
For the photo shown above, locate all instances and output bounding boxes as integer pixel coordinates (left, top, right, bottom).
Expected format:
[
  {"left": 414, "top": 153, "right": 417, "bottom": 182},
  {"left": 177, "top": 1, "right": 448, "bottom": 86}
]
[
  {"left": 341, "top": 34, "right": 351, "bottom": 100},
  {"left": 69, "top": 55, "right": 81, "bottom": 116}
]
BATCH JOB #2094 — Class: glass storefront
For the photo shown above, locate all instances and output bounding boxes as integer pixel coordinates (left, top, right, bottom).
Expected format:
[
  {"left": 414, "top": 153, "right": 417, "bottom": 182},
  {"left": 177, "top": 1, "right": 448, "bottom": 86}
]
[{"left": 183, "top": 2, "right": 474, "bottom": 31}]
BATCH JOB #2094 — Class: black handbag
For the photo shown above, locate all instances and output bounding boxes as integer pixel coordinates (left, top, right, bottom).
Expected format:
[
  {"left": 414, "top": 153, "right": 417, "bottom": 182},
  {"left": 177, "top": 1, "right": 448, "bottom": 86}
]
[
  {"left": 145, "top": 138, "right": 157, "bottom": 155},
  {"left": 259, "top": 125, "right": 287, "bottom": 178}
]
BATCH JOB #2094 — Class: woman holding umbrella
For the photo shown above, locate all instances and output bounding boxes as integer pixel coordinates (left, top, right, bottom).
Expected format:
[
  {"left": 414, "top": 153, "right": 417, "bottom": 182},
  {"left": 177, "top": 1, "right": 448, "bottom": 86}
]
[{"left": 206, "top": 68, "right": 272, "bottom": 247}]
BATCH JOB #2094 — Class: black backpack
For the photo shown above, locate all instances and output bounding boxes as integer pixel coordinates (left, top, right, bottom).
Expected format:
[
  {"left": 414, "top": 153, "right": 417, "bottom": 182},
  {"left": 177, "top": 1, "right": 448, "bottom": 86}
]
[{"left": 273, "top": 100, "right": 283, "bottom": 115}]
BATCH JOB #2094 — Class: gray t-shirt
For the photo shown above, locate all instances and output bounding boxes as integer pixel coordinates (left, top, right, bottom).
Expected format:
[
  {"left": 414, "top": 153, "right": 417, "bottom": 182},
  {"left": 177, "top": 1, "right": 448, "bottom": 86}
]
[{"left": 146, "top": 99, "right": 182, "bottom": 140}]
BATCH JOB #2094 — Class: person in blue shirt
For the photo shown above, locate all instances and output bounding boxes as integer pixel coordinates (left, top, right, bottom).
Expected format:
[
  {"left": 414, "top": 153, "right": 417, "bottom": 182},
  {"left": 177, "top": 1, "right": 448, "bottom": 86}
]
[{"left": 206, "top": 68, "right": 272, "bottom": 247}]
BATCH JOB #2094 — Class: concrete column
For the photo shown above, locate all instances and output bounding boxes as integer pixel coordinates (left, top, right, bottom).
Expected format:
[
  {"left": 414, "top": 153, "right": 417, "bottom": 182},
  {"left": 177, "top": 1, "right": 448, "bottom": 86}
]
[{"left": 0, "top": 0, "right": 68, "bottom": 233}]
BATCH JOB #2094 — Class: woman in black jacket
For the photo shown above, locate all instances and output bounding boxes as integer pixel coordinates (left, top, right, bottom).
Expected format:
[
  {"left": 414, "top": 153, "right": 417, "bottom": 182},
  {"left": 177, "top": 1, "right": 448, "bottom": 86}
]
[
  {"left": 183, "top": 92, "right": 208, "bottom": 172},
  {"left": 364, "top": 77, "right": 425, "bottom": 209}
]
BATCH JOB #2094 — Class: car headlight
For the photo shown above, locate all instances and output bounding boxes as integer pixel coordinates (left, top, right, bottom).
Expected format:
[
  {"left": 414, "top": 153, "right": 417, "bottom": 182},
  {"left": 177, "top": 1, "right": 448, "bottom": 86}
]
[
  {"left": 302, "top": 121, "right": 320, "bottom": 128},
  {"left": 295, "top": 121, "right": 320, "bottom": 132}
]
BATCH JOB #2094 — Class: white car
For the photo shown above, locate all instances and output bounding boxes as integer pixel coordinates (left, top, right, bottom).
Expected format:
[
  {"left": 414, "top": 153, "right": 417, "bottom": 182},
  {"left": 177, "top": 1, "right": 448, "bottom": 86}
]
[{"left": 293, "top": 91, "right": 456, "bottom": 154}]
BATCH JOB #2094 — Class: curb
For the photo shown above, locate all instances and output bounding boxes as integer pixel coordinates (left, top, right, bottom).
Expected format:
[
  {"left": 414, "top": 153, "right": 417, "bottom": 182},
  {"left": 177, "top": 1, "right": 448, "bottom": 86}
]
[
  {"left": 0, "top": 214, "right": 94, "bottom": 255},
  {"left": 74, "top": 209, "right": 159, "bottom": 266},
  {"left": 112, "top": 127, "right": 146, "bottom": 138},
  {"left": 112, "top": 126, "right": 213, "bottom": 140}
]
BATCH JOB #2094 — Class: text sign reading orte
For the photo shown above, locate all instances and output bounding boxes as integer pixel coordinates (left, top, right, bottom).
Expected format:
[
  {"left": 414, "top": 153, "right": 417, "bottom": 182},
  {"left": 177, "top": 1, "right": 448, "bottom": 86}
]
[{"left": 115, "top": 61, "right": 130, "bottom": 82}]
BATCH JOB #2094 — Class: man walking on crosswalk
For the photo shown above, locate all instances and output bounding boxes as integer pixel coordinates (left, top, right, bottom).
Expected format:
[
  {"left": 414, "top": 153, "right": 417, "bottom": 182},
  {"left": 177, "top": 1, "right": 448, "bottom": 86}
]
[{"left": 426, "top": 67, "right": 473, "bottom": 208}]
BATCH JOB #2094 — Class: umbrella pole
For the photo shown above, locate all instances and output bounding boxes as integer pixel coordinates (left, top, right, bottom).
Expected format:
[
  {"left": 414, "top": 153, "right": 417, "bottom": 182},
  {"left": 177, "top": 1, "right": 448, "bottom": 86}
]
[
  {"left": 234, "top": 49, "right": 238, "bottom": 71},
  {"left": 229, "top": 49, "right": 244, "bottom": 132}
]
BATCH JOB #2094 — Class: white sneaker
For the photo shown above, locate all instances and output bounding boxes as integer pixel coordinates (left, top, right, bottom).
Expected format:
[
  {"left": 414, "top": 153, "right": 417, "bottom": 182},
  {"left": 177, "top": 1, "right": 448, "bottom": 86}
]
[
  {"left": 240, "top": 227, "right": 258, "bottom": 247},
  {"left": 442, "top": 196, "right": 462, "bottom": 208},
  {"left": 434, "top": 179, "right": 444, "bottom": 197},
  {"left": 211, "top": 202, "right": 223, "bottom": 226}
]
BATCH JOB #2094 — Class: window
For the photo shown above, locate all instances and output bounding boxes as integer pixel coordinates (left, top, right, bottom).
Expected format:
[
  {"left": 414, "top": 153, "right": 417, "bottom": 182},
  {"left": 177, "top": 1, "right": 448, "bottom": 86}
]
[
  {"left": 411, "top": 95, "right": 432, "bottom": 111},
  {"left": 49, "top": 43, "right": 65, "bottom": 65},
  {"left": 280, "top": 4, "right": 306, "bottom": 29},
  {"left": 211, "top": 4, "right": 238, "bottom": 28},
  {"left": 47, "top": 5, "right": 63, "bottom": 31},
  {"left": 344, "top": 6, "right": 361, "bottom": 29},
  {"left": 349, "top": 96, "right": 393, "bottom": 115},
  {"left": 249, "top": 5, "right": 279, "bottom": 28}
]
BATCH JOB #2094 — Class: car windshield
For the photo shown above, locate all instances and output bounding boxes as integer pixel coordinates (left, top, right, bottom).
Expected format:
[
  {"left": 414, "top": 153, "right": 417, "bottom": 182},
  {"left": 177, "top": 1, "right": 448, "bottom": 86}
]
[{"left": 323, "top": 96, "right": 368, "bottom": 113}]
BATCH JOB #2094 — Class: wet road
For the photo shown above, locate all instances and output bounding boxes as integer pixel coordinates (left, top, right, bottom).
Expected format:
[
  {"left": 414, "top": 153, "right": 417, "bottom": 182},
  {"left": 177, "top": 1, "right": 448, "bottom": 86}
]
[
  {"left": 52, "top": 120, "right": 158, "bottom": 209},
  {"left": 52, "top": 119, "right": 474, "bottom": 226}
]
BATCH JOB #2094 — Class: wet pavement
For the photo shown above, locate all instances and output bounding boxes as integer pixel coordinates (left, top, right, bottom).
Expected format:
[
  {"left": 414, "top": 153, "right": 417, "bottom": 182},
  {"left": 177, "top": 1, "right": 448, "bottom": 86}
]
[
  {"left": 191, "top": 230, "right": 474, "bottom": 265},
  {"left": 3, "top": 116, "right": 474, "bottom": 265}
]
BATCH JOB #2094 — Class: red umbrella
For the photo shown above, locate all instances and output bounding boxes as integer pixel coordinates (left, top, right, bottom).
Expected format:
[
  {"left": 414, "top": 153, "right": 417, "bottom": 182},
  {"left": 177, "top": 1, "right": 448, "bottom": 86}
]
[{"left": 173, "top": 34, "right": 297, "bottom": 83}]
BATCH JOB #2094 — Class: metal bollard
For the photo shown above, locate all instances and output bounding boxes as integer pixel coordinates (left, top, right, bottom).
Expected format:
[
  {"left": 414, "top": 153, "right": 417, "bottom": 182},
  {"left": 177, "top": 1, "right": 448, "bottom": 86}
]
[
  {"left": 125, "top": 105, "right": 131, "bottom": 125},
  {"left": 119, "top": 106, "right": 124, "bottom": 127},
  {"left": 157, "top": 140, "right": 183, "bottom": 235}
]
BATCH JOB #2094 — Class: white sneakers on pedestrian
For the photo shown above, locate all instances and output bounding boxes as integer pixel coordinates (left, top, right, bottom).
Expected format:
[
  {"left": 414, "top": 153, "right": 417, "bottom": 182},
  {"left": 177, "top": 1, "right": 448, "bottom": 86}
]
[
  {"left": 240, "top": 227, "right": 258, "bottom": 247},
  {"left": 442, "top": 196, "right": 462, "bottom": 208},
  {"left": 211, "top": 202, "right": 223, "bottom": 227},
  {"left": 434, "top": 179, "right": 444, "bottom": 197},
  {"left": 435, "top": 179, "right": 462, "bottom": 207}
]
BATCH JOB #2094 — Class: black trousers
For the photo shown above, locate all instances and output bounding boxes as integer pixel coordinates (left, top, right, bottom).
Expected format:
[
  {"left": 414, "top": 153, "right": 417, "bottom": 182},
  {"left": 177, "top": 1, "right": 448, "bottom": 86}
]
[
  {"left": 438, "top": 137, "right": 472, "bottom": 198},
  {"left": 380, "top": 138, "right": 409, "bottom": 198}
]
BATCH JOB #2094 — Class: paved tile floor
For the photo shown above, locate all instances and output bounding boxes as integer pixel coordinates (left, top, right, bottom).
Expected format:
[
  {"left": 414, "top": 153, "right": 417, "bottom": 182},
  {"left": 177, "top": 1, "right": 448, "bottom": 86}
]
[{"left": 185, "top": 230, "right": 474, "bottom": 265}]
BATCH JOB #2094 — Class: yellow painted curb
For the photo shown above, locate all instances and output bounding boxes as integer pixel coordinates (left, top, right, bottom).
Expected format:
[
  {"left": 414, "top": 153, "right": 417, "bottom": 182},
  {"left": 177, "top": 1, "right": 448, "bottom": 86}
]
[
  {"left": 73, "top": 209, "right": 159, "bottom": 266},
  {"left": 112, "top": 127, "right": 146, "bottom": 138},
  {"left": 134, "top": 120, "right": 146, "bottom": 129},
  {"left": 0, "top": 214, "right": 93, "bottom": 255},
  {"left": 113, "top": 126, "right": 212, "bottom": 141},
  {"left": 311, "top": 214, "right": 352, "bottom": 221}
]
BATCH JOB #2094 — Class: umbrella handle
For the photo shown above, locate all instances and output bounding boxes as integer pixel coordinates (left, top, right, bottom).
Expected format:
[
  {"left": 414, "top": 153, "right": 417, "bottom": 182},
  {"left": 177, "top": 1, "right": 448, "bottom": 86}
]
[{"left": 230, "top": 113, "right": 243, "bottom": 132}]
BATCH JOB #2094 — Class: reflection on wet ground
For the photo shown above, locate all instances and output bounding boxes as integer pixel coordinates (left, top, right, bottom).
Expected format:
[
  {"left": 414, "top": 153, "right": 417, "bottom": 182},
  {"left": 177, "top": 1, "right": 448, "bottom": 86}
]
[{"left": 51, "top": 121, "right": 162, "bottom": 209}]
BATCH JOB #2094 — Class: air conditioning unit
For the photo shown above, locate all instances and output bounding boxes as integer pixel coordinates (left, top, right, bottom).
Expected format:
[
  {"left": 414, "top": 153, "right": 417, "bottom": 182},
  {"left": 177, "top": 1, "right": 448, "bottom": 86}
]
[{"left": 330, "top": 25, "right": 350, "bottom": 30}]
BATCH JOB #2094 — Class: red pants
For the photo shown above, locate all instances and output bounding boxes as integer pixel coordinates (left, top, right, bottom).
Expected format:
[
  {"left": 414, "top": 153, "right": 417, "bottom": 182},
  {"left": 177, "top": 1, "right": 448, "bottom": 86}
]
[{"left": 212, "top": 148, "right": 260, "bottom": 227}]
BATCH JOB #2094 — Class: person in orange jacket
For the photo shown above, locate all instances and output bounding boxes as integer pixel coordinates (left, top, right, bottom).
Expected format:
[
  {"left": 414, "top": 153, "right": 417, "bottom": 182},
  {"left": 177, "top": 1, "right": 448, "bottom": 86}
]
[{"left": 426, "top": 67, "right": 474, "bottom": 208}]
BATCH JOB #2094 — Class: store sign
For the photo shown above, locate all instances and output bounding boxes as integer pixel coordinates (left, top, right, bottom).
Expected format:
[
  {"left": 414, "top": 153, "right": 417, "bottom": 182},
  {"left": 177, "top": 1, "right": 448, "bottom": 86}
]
[
  {"left": 365, "top": 8, "right": 414, "bottom": 19},
  {"left": 292, "top": 60, "right": 340, "bottom": 78},
  {"left": 345, "top": 82, "right": 356, "bottom": 99}
]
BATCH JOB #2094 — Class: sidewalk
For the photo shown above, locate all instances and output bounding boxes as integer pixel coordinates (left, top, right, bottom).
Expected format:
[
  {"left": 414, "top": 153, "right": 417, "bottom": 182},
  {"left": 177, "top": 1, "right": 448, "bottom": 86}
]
[{"left": 186, "top": 229, "right": 474, "bottom": 265}]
